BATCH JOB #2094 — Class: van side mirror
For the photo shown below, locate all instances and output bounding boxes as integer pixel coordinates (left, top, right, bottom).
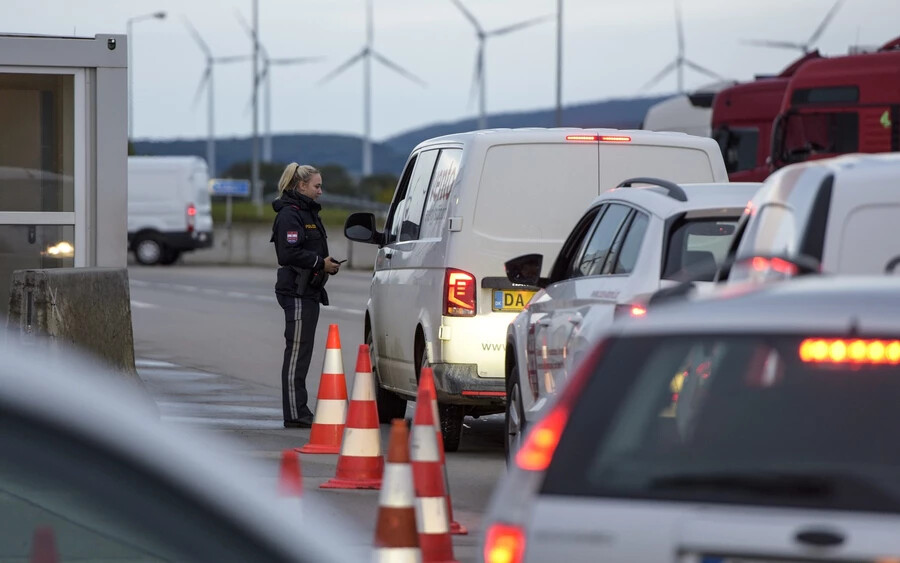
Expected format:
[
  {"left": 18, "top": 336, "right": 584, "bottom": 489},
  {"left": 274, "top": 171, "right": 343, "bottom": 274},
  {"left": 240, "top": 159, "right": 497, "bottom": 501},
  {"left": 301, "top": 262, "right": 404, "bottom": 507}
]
[
  {"left": 885, "top": 256, "right": 900, "bottom": 274},
  {"left": 344, "top": 212, "right": 382, "bottom": 245},
  {"left": 505, "top": 254, "right": 548, "bottom": 288}
]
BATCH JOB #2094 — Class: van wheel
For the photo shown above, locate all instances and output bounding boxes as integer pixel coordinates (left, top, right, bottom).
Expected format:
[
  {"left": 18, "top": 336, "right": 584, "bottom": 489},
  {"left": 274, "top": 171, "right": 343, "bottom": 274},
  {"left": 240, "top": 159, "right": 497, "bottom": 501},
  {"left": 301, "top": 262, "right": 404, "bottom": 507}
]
[
  {"left": 134, "top": 236, "right": 163, "bottom": 266},
  {"left": 439, "top": 403, "right": 464, "bottom": 453},
  {"left": 159, "top": 249, "right": 181, "bottom": 265},
  {"left": 369, "top": 329, "right": 406, "bottom": 423}
]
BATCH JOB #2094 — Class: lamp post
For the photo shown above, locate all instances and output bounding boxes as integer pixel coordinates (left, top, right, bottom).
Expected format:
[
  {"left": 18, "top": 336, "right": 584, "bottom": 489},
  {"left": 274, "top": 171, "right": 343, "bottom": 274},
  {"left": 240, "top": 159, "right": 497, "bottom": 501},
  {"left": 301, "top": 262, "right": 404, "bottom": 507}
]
[
  {"left": 127, "top": 11, "right": 166, "bottom": 141},
  {"left": 555, "top": 0, "right": 562, "bottom": 127}
]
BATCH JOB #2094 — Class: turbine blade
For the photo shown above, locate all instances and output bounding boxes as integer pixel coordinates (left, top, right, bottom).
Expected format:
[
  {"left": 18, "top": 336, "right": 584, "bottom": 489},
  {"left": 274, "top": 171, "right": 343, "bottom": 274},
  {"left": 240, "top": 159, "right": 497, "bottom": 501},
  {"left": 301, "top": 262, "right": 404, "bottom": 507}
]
[
  {"left": 807, "top": 0, "right": 845, "bottom": 46},
  {"left": 675, "top": 0, "right": 685, "bottom": 55},
  {"left": 640, "top": 60, "right": 678, "bottom": 91},
  {"left": 488, "top": 15, "right": 553, "bottom": 37},
  {"left": 318, "top": 50, "right": 366, "bottom": 85},
  {"left": 741, "top": 38, "right": 806, "bottom": 51},
  {"left": 467, "top": 47, "right": 482, "bottom": 110},
  {"left": 183, "top": 18, "right": 212, "bottom": 58},
  {"left": 234, "top": 9, "right": 252, "bottom": 37},
  {"left": 215, "top": 54, "right": 253, "bottom": 64},
  {"left": 683, "top": 59, "right": 725, "bottom": 81},
  {"left": 449, "top": 0, "right": 483, "bottom": 34},
  {"left": 192, "top": 67, "right": 210, "bottom": 108},
  {"left": 270, "top": 56, "right": 325, "bottom": 65},
  {"left": 372, "top": 51, "right": 427, "bottom": 87}
]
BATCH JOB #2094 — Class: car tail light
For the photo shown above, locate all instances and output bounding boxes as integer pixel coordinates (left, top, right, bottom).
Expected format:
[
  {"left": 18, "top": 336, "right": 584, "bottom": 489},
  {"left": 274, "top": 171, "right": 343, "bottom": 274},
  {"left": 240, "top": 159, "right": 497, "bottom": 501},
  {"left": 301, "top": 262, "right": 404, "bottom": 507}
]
[
  {"left": 515, "top": 340, "right": 607, "bottom": 472},
  {"left": 565, "top": 134, "right": 631, "bottom": 143},
  {"left": 444, "top": 268, "right": 476, "bottom": 316},
  {"left": 484, "top": 523, "right": 526, "bottom": 563},
  {"left": 613, "top": 303, "right": 647, "bottom": 319},
  {"left": 799, "top": 338, "right": 900, "bottom": 365},
  {"left": 187, "top": 203, "right": 197, "bottom": 233},
  {"left": 751, "top": 256, "right": 797, "bottom": 276}
]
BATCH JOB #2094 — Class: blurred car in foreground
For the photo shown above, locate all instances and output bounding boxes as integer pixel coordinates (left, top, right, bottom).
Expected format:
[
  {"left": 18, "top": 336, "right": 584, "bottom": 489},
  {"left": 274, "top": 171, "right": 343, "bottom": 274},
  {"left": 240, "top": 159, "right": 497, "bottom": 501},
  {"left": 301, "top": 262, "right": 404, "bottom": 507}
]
[
  {"left": 484, "top": 276, "right": 900, "bottom": 563},
  {"left": 0, "top": 336, "right": 362, "bottom": 562},
  {"left": 502, "top": 179, "right": 761, "bottom": 459},
  {"left": 719, "top": 152, "right": 900, "bottom": 284}
]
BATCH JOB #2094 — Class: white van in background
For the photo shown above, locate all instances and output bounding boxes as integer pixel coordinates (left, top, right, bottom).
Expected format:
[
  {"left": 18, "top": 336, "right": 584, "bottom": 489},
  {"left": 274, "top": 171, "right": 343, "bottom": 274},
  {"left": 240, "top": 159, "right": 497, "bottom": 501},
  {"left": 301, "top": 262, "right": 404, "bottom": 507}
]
[
  {"left": 127, "top": 156, "right": 214, "bottom": 265},
  {"left": 345, "top": 127, "right": 728, "bottom": 451}
]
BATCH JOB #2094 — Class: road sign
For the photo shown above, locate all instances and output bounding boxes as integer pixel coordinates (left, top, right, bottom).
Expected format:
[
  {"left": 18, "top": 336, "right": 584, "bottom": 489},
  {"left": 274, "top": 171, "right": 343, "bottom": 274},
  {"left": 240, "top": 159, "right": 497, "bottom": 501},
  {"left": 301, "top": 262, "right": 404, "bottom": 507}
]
[{"left": 209, "top": 179, "right": 251, "bottom": 197}]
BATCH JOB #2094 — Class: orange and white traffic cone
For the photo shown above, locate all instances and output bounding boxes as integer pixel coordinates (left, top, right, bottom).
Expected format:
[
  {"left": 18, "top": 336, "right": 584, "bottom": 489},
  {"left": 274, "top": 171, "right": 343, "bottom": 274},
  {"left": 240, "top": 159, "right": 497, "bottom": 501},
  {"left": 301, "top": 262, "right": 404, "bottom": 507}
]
[
  {"left": 419, "top": 367, "right": 467, "bottom": 535},
  {"left": 373, "top": 419, "right": 422, "bottom": 563},
  {"left": 321, "top": 344, "right": 384, "bottom": 490},
  {"left": 279, "top": 449, "right": 303, "bottom": 497},
  {"left": 297, "top": 324, "right": 348, "bottom": 454},
  {"left": 410, "top": 384, "right": 458, "bottom": 563},
  {"left": 29, "top": 527, "right": 58, "bottom": 563}
]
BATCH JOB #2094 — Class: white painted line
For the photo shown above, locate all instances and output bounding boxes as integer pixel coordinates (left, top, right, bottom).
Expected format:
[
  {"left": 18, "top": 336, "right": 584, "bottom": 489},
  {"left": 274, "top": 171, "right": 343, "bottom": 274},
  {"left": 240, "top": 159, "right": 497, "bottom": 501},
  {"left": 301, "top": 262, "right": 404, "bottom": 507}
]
[
  {"left": 135, "top": 359, "right": 178, "bottom": 368},
  {"left": 130, "top": 300, "right": 159, "bottom": 309},
  {"left": 328, "top": 306, "right": 365, "bottom": 316},
  {"left": 130, "top": 280, "right": 151, "bottom": 287}
]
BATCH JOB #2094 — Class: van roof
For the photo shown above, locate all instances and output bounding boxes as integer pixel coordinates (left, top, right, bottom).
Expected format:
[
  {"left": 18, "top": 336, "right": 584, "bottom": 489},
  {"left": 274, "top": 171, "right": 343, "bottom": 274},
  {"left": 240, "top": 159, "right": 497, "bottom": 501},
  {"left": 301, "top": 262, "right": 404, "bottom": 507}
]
[
  {"left": 128, "top": 155, "right": 208, "bottom": 169},
  {"left": 787, "top": 152, "right": 900, "bottom": 180},
  {"left": 412, "top": 127, "right": 721, "bottom": 154},
  {"left": 598, "top": 182, "right": 761, "bottom": 218}
]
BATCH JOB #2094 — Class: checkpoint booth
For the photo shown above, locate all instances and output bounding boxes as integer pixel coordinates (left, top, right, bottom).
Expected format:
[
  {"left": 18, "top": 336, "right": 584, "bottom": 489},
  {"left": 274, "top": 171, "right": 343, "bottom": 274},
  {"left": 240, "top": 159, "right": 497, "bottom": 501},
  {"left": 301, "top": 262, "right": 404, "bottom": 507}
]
[{"left": 0, "top": 33, "right": 127, "bottom": 315}]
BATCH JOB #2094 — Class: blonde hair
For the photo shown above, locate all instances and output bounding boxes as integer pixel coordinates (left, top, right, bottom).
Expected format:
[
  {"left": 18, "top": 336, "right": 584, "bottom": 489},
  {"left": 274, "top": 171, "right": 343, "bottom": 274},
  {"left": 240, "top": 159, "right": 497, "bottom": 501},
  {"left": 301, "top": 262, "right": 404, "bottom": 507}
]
[{"left": 277, "top": 163, "right": 320, "bottom": 196}]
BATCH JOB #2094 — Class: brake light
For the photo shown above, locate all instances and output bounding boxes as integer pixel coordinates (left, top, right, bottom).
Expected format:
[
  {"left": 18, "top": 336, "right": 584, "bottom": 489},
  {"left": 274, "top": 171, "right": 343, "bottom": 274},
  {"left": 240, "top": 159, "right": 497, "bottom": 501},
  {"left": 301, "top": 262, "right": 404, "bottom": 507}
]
[
  {"left": 515, "top": 340, "right": 607, "bottom": 472},
  {"left": 484, "top": 523, "right": 525, "bottom": 563},
  {"left": 565, "top": 134, "right": 631, "bottom": 143},
  {"left": 751, "top": 256, "right": 796, "bottom": 276},
  {"left": 444, "top": 268, "right": 476, "bottom": 316},
  {"left": 799, "top": 338, "right": 900, "bottom": 365},
  {"left": 187, "top": 203, "right": 197, "bottom": 233},
  {"left": 614, "top": 303, "right": 647, "bottom": 319}
]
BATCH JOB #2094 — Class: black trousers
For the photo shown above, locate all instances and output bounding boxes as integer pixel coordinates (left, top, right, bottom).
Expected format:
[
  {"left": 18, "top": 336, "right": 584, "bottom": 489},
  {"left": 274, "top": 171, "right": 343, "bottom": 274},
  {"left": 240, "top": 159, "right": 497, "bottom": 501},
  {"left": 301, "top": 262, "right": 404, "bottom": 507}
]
[{"left": 277, "top": 294, "right": 320, "bottom": 421}]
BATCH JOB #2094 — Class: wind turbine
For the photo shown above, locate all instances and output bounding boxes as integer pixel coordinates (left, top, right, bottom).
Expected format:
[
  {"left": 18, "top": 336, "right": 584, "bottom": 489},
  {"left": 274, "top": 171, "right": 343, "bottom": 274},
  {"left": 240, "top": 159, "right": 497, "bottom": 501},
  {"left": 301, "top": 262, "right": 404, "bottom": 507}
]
[
  {"left": 450, "top": 0, "right": 553, "bottom": 130},
  {"left": 184, "top": 19, "right": 251, "bottom": 176},
  {"left": 640, "top": 0, "right": 724, "bottom": 93},
  {"left": 742, "top": 0, "right": 845, "bottom": 54},
  {"left": 235, "top": 11, "right": 323, "bottom": 163},
  {"left": 319, "top": 0, "right": 425, "bottom": 177}
]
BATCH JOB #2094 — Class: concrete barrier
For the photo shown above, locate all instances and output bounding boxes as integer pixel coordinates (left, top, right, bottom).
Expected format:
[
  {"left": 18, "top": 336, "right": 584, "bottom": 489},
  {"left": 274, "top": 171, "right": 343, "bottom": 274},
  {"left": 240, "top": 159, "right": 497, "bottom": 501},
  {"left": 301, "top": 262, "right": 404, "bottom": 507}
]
[{"left": 5, "top": 268, "right": 142, "bottom": 387}]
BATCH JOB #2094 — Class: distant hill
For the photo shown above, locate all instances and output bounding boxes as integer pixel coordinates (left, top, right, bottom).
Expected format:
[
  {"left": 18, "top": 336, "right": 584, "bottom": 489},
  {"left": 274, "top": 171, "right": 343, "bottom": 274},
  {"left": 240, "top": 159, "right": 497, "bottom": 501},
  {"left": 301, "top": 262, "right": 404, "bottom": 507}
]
[{"left": 132, "top": 94, "right": 673, "bottom": 177}]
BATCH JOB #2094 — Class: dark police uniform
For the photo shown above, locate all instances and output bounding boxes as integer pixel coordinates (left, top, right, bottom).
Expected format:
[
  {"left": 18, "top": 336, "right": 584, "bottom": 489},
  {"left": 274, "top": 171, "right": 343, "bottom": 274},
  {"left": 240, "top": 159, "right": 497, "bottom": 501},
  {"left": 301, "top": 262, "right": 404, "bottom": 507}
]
[{"left": 271, "top": 190, "right": 330, "bottom": 424}]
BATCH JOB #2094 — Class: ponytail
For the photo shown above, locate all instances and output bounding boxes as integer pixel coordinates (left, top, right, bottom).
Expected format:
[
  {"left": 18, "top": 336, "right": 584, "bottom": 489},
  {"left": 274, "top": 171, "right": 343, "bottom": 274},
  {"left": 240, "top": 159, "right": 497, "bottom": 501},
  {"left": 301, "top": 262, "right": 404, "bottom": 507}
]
[{"left": 277, "top": 163, "right": 320, "bottom": 197}]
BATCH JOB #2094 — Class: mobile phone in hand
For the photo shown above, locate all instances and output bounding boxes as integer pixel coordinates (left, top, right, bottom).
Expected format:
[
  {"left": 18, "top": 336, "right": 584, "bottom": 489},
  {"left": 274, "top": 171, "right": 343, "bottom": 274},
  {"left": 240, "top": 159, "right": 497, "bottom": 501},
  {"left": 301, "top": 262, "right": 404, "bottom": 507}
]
[{"left": 335, "top": 259, "right": 347, "bottom": 264}]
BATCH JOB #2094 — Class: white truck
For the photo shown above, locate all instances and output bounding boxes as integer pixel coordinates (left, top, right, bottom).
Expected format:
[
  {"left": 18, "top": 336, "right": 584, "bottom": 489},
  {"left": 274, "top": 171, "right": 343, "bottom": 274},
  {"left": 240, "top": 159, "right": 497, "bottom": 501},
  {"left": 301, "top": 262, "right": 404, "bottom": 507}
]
[{"left": 127, "top": 156, "right": 214, "bottom": 265}]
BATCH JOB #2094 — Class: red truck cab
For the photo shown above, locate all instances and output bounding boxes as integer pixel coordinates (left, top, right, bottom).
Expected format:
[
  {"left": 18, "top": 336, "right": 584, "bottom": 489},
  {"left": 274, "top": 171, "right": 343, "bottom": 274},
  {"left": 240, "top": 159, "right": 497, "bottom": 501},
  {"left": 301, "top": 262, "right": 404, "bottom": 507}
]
[{"left": 770, "top": 38, "right": 900, "bottom": 170}]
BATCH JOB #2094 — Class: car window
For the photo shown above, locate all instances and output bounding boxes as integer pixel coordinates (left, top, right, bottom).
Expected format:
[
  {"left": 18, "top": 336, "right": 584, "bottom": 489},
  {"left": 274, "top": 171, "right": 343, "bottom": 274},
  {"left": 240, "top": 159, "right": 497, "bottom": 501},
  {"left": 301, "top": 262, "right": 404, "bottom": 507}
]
[
  {"left": 549, "top": 206, "right": 603, "bottom": 284},
  {"left": 571, "top": 204, "right": 630, "bottom": 278},
  {"left": 397, "top": 150, "right": 439, "bottom": 242},
  {"left": 0, "top": 412, "right": 300, "bottom": 563},
  {"left": 663, "top": 218, "right": 739, "bottom": 282},
  {"left": 383, "top": 156, "right": 418, "bottom": 245},
  {"left": 419, "top": 149, "right": 461, "bottom": 240},
  {"left": 545, "top": 334, "right": 900, "bottom": 513},
  {"left": 613, "top": 212, "right": 649, "bottom": 275}
]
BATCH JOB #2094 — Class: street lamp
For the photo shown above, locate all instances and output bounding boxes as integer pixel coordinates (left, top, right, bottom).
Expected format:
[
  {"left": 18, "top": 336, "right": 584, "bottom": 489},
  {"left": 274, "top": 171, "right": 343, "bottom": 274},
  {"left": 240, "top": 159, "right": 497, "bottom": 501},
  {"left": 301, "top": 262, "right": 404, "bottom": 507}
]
[{"left": 127, "top": 10, "right": 166, "bottom": 141}]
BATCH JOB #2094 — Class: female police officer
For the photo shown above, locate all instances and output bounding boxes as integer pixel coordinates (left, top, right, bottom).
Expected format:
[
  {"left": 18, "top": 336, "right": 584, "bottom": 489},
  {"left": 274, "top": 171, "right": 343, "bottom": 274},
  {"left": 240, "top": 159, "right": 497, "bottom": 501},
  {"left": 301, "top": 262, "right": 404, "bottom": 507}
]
[{"left": 271, "top": 163, "right": 341, "bottom": 427}]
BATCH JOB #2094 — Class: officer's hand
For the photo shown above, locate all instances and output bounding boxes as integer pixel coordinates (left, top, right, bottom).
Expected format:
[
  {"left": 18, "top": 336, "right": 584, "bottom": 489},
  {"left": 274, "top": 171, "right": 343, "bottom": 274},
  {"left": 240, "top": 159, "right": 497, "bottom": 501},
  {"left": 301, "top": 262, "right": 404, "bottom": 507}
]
[{"left": 324, "top": 256, "right": 341, "bottom": 274}]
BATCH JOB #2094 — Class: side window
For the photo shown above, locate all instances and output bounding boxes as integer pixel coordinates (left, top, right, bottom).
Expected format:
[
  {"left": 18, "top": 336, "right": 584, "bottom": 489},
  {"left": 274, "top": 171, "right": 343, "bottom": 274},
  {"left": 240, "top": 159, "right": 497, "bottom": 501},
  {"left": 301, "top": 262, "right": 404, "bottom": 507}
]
[
  {"left": 550, "top": 206, "right": 603, "bottom": 283},
  {"left": 572, "top": 204, "right": 630, "bottom": 278},
  {"left": 613, "top": 212, "right": 650, "bottom": 275},
  {"left": 384, "top": 155, "right": 418, "bottom": 244},
  {"left": 398, "top": 150, "right": 439, "bottom": 242},
  {"left": 419, "top": 149, "right": 461, "bottom": 239}
]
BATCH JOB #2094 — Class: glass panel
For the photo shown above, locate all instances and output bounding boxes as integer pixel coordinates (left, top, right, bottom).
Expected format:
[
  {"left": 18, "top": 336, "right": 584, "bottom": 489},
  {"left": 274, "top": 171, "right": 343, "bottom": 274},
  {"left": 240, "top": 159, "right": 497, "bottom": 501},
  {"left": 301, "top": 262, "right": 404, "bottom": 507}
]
[
  {"left": 419, "top": 149, "right": 461, "bottom": 240},
  {"left": 573, "top": 204, "right": 630, "bottom": 278},
  {"left": 0, "top": 73, "right": 75, "bottom": 212},
  {"left": 397, "top": 150, "right": 439, "bottom": 242},
  {"left": 663, "top": 219, "right": 739, "bottom": 282},
  {"left": 0, "top": 225, "right": 74, "bottom": 315}
]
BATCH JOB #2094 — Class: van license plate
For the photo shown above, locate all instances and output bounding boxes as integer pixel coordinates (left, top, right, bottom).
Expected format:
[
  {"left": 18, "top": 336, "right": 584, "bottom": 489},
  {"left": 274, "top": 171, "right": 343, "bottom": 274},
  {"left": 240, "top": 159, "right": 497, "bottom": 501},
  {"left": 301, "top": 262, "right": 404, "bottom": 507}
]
[{"left": 492, "top": 290, "right": 535, "bottom": 312}]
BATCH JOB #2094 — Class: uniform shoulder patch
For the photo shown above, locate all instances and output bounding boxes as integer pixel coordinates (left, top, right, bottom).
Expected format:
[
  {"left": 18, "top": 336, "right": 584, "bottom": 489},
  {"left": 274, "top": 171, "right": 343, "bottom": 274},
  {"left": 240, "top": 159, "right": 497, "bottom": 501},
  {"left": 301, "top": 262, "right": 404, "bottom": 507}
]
[{"left": 286, "top": 231, "right": 299, "bottom": 244}]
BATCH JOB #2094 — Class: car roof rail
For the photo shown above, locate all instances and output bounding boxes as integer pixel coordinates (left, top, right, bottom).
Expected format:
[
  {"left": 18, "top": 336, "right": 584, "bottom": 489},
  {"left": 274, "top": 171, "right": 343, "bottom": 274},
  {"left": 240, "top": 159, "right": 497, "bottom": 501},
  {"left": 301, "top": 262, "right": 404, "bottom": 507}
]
[{"left": 616, "top": 177, "right": 688, "bottom": 202}]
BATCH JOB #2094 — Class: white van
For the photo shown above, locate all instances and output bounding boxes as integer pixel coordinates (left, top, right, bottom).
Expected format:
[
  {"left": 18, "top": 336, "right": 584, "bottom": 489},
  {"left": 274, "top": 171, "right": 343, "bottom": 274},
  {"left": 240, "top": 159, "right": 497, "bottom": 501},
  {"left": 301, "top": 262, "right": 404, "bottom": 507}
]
[
  {"left": 127, "top": 156, "right": 214, "bottom": 265},
  {"left": 720, "top": 153, "right": 900, "bottom": 282},
  {"left": 344, "top": 128, "right": 728, "bottom": 450}
]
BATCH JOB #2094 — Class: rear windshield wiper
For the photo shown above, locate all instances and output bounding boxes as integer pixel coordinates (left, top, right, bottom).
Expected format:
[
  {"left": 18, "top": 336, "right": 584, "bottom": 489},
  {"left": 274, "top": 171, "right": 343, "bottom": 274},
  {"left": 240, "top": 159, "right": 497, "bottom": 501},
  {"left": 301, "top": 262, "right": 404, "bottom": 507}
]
[{"left": 649, "top": 472, "right": 834, "bottom": 497}]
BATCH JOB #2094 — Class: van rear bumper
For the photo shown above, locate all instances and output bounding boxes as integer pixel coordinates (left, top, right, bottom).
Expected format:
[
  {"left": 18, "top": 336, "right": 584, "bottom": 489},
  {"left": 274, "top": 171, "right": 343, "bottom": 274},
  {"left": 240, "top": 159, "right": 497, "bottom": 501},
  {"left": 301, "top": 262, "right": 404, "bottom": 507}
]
[
  {"left": 431, "top": 362, "right": 506, "bottom": 406},
  {"left": 129, "top": 231, "right": 214, "bottom": 251}
]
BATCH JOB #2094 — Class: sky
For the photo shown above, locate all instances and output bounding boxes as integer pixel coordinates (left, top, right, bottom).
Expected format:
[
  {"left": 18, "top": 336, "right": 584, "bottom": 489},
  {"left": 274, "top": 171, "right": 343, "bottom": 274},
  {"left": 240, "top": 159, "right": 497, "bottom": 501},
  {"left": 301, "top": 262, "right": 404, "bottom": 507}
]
[{"left": 4, "top": 0, "right": 898, "bottom": 141}]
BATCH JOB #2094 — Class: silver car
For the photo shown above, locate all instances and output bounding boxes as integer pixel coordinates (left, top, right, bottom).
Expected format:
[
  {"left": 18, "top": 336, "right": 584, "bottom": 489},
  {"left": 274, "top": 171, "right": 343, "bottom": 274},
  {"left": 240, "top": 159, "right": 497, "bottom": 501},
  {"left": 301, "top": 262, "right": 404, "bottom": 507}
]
[{"left": 484, "top": 276, "right": 900, "bottom": 562}]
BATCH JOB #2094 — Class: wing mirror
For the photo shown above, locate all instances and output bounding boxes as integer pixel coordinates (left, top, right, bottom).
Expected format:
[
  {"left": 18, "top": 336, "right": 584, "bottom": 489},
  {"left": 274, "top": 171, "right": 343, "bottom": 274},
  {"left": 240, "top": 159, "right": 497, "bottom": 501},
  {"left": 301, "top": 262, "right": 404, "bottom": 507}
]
[
  {"left": 505, "top": 253, "right": 549, "bottom": 288},
  {"left": 344, "top": 212, "right": 383, "bottom": 246}
]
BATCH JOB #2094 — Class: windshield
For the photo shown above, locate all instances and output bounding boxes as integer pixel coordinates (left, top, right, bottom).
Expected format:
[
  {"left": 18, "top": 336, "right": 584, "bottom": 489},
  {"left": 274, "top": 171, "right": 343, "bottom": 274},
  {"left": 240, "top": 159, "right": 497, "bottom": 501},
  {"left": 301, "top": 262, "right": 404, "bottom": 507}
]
[
  {"left": 777, "top": 112, "right": 859, "bottom": 165},
  {"left": 663, "top": 219, "right": 738, "bottom": 282},
  {"left": 544, "top": 334, "right": 900, "bottom": 512},
  {"left": 714, "top": 127, "right": 759, "bottom": 174}
]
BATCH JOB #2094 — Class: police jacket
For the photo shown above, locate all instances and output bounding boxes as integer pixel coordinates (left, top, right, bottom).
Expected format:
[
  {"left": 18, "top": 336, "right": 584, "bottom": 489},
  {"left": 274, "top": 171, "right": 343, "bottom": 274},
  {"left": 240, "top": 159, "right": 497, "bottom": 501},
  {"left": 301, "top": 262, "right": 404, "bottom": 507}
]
[{"left": 271, "top": 191, "right": 330, "bottom": 304}]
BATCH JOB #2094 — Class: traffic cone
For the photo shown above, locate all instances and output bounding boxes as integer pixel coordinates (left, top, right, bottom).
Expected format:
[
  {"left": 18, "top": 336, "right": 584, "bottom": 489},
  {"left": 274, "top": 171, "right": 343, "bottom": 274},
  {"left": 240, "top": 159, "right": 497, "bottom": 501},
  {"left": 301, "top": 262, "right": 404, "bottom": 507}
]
[
  {"left": 419, "top": 367, "right": 467, "bottom": 535},
  {"left": 321, "top": 344, "right": 384, "bottom": 490},
  {"left": 410, "top": 384, "right": 458, "bottom": 563},
  {"left": 297, "top": 324, "right": 348, "bottom": 454},
  {"left": 29, "top": 527, "right": 58, "bottom": 563},
  {"left": 373, "top": 419, "right": 421, "bottom": 563},
  {"left": 279, "top": 449, "right": 303, "bottom": 497}
]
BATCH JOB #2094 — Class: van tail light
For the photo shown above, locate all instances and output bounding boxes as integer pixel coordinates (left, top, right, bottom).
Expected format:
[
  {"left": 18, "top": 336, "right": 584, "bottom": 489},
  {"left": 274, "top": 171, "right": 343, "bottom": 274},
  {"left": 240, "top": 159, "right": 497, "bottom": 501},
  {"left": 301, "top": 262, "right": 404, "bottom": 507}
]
[
  {"left": 187, "top": 203, "right": 197, "bottom": 233},
  {"left": 515, "top": 340, "right": 607, "bottom": 472},
  {"left": 613, "top": 303, "right": 647, "bottom": 319},
  {"left": 484, "top": 523, "right": 526, "bottom": 563},
  {"left": 565, "top": 134, "right": 631, "bottom": 143},
  {"left": 444, "top": 268, "right": 476, "bottom": 316}
]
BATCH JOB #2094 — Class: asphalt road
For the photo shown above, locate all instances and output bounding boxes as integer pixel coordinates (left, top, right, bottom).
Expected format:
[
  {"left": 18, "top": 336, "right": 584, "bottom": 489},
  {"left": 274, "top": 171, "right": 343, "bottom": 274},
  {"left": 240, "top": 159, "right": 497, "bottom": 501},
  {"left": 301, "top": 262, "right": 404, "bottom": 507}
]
[{"left": 129, "top": 265, "right": 506, "bottom": 562}]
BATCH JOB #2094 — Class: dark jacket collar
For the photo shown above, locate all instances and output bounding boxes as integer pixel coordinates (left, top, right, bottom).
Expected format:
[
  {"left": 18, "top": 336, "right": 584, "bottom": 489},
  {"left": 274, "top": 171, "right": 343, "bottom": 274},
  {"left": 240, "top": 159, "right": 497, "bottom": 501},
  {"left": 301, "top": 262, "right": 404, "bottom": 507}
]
[{"left": 272, "top": 190, "right": 321, "bottom": 213}]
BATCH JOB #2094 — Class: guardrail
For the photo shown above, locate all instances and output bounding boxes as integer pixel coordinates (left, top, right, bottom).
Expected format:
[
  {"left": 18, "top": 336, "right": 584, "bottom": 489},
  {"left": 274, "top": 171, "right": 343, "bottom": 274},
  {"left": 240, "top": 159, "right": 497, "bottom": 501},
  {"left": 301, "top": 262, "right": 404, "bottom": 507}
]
[{"left": 318, "top": 193, "right": 389, "bottom": 214}]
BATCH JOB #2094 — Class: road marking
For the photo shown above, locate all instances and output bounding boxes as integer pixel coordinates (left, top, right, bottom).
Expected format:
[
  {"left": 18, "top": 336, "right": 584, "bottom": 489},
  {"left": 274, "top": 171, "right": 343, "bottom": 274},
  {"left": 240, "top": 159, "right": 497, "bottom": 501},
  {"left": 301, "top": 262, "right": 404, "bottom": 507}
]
[{"left": 130, "top": 300, "right": 159, "bottom": 309}]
